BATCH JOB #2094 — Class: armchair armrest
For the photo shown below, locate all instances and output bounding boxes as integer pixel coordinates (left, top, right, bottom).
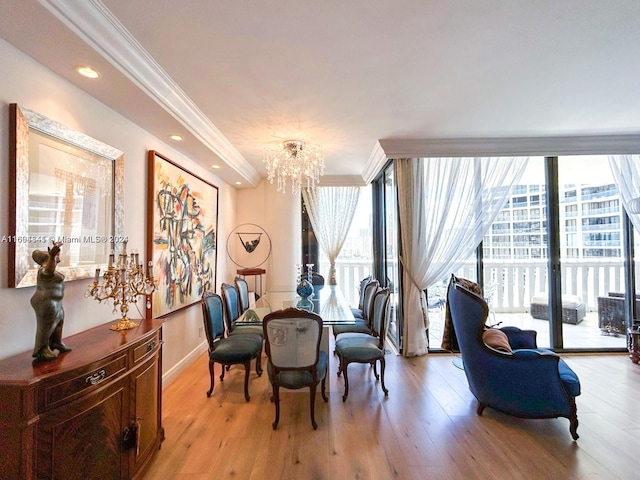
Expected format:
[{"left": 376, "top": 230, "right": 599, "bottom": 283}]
[{"left": 500, "top": 326, "right": 537, "bottom": 350}]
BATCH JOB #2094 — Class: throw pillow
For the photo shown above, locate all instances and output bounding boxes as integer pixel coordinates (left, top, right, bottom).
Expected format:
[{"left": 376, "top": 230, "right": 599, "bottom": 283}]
[{"left": 482, "top": 328, "right": 512, "bottom": 353}]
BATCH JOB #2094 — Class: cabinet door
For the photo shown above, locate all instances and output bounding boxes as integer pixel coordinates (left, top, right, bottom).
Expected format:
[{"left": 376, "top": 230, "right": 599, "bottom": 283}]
[
  {"left": 130, "top": 353, "right": 161, "bottom": 476},
  {"left": 36, "top": 377, "right": 128, "bottom": 480}
]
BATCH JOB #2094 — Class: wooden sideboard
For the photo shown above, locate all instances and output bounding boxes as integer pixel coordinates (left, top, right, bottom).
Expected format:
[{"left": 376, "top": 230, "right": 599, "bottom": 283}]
[{"left": 0, "top": 319, "right": 164, "bottom": 480}]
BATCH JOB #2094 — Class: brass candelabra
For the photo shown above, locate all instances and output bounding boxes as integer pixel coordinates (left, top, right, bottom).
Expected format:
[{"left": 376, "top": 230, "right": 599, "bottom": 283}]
[{"left": 85, "top": 241, "right": 156, "bottom": 331}]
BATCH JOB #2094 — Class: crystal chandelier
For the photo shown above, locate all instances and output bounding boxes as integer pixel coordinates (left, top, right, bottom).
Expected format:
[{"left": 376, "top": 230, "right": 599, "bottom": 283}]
[
  {"left": 264, "top": 140, "right": 325, "bottom": 194},
  {"left": 85, "top": 241, "right": 157, "bottom": 331}
]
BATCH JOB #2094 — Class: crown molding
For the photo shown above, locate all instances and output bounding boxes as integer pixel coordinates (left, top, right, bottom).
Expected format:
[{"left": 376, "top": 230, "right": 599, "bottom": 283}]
[
  {"left": 379, "top": 135, "right": 640, "bottom": 158},
  {"left": 361, "top": 141, "right": 388, "bottom": 184},
  {"left": 38, "top": 0, "right": 261, "bottom": 186}
]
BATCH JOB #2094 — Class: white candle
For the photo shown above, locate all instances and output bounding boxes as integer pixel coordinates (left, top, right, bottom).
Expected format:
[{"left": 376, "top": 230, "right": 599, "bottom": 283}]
[{"left": 94, "top": 268, "right": 100, "bottom": 283}]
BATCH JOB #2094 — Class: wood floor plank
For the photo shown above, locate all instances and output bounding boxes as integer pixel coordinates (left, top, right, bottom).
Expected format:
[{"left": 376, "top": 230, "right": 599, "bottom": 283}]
[{"left": 142, "top": 344, "right": 640, "bottom": 480}]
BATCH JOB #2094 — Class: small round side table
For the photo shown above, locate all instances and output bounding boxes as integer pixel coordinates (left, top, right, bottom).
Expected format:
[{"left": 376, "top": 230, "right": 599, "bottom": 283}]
[{"left": 628, "top": 328, "right": 640, "bottom": 364}]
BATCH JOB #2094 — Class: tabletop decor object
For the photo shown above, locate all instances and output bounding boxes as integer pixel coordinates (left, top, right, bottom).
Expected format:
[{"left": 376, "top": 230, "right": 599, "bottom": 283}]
[
  {"left": 85, "top": 241, "right": 156, "bottom": 331},
  {"left": 296, "top": 264, "right": 315, "bottom": 311}
]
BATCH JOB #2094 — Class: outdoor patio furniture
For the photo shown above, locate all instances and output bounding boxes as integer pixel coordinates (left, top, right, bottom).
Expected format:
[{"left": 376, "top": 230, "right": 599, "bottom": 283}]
[
  {"left": 530, "top": 294, "right": 585, "bottom": 325},
  {"left": 597, "top": 292, "right": 640, "bottom": 335}
]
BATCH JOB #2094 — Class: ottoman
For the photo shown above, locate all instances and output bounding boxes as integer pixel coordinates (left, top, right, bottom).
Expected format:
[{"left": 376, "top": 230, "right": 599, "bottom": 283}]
[{"left": 530, "top": 294, "right": 585, "bottom": 325}]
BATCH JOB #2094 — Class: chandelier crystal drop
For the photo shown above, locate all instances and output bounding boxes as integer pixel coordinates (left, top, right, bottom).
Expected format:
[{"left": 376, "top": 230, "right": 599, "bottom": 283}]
[{"left": 264, "top": 140, "right": 325, "bottom": 194}]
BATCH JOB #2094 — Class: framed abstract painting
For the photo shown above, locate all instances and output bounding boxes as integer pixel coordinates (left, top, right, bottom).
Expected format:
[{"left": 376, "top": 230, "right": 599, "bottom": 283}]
[{"left": 146, "top": 150, "right": 218, "bottom": 318}]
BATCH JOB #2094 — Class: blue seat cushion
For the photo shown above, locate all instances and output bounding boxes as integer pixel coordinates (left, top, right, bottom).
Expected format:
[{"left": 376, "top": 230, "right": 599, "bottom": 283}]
[
  {"left": 351, "top": 307, "right": 364, "bottom": 319},
  {"left": 268, "top": 351, "right": 328, "bottom": 389},
  {"left": 210, "top": 333, "right": 262, "bottom": 364},
  {"left": 333, "top": 320, "right": 371, "bottom": 337},
  {"left": 335, "top": 334, "right": 383, "bottom": 362},
  {"left": 513, "top": 348, "right": 581, "bottom": 397},
  {"left": 230, "top": 324, "right": 264, "bottom": 337}
]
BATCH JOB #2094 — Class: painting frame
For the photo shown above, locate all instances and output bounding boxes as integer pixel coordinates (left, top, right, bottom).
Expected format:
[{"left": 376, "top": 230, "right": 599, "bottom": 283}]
[
  {"left": 8, "top": 103, "right": 125, "bottom": 288},
  {"left": 146, "top": 150, "right": 219, "bottom": 318}
]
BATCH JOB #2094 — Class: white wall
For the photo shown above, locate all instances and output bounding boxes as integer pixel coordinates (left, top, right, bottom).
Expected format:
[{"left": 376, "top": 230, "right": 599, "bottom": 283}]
[
  {"left": 236, "top": 180, "right": 301, "bottom": 293},
  {"left": 0, "top": 39, "right": 237, "bottom": 384}
]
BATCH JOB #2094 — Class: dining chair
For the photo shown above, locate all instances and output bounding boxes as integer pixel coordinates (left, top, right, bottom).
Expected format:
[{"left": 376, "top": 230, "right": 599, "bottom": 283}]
[
  {"left": 201, "top": 292, "right": 263, "bottom": 402},
  {"left": 350, "top": 275, "right": 373, "bottom": 318},
  {"left": 262, "top": 307, "right": 328, "bottom": 430},
  {"left": 221, "top": 282, "right": 264, "bottom": 337},
  {"left": 335, "top": 288, "right": 390, "bottom": 402},
  {"left": 333, "top": 279, "right": 379, "bottom": 339},
  {"left": 235, "top": 276, "right": 251, "bottom": 314}
]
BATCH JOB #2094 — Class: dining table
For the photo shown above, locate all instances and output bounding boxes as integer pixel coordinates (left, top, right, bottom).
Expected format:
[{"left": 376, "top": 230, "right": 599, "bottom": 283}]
[{"left": 237, "top": 285, "right": 356, "bottom": 378}]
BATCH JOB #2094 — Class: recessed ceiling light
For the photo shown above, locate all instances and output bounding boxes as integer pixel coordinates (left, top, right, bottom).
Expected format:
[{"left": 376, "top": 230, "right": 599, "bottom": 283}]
[
  {"left": 211, "top": 164, "right": 221, "bottom": 169},
  {"left": 75, "top": 66, "right": 100, "bottom": 79},
  {"left": 169, "top": 134, "right": 183, "bottom": 141},
  {"left": 235, "top": 181, "right": 242, "bottom": 185}
]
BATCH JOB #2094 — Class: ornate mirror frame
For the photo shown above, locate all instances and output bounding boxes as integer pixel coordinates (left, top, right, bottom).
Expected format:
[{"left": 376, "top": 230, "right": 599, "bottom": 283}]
[{"left": 9, "top": 103, "right": 125, "bottom": 288}]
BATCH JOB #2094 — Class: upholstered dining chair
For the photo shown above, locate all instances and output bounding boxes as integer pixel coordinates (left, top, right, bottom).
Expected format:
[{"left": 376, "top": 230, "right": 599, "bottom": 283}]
[
  {"left": 262, "top": 308, "right": 328, "bottom": 430},
  {"left": 220, "top": 282, "right": 264, "bottom": 337},
  {"left": 335, "top": 288, "right": 390, "bottom": 402},
  {"left": 350, "top": 275, "right": 373, "bottom": 318},
  {"left": 201, "top": 292, "right": 263, "bottom": 402},
  {"left": 333, "top": 279, "right": 379, "bottom": 339},
  {"left": 447, "top": 275, "right": 581, "bottom": 440},
  {"left": 235, "top": 276, "right": 251, "bottom": 314}
]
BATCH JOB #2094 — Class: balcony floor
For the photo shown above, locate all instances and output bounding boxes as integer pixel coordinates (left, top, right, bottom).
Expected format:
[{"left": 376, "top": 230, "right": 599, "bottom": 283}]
[{"left": 428, "top": 308, "right": 629, "bottom": 351}]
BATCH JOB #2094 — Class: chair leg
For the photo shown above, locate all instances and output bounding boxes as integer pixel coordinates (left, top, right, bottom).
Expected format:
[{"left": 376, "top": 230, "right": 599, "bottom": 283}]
[
  {"left": 372, "top": 360, "right": 379, "bottom": 380},
  {"left": 379, "top": 357, "right": 388, "bottom": 396},
  {"left": 321, "top": 370, "right": 328, "bottom": 402},
  {"left": 569, "top": 397, "right": 579, "bottom": 440},
  {"left": 206, "top": 361, "right": 215, "bottom": 397},
  {"left": 341, "top": 361, "right": 350, "bottom": 402},
  {"left": 272, "top": 384, "right": 280, "bottom": 430},
  {"left": 477, "top": 402, "right": 487, "bottom": 415},
  {"left": 255, "top": 345, "right": 263, "bottom": 376},
  {"left": 309, "top": 384, "right": 318, "bottom": 429},
  {"left": 220, "top": 362, "right": 226, "bottom": 382},
  {"left": 243, "top": 359, "right": 251, "bottom": 402},
  {"left": 256, "top": 347, "right": 262, "bottom": 377}
]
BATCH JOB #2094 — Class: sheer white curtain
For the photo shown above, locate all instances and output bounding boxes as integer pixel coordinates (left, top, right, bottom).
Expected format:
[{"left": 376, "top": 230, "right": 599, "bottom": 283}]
[
  {"left": 609, "top": 155, "right": 640, "bottom": 232},
  {"left": 302, "top": 187, "right": 361, "bottom": 285},
  {"left": 396, "top": 156, "right": 529, "bottom": 357}
]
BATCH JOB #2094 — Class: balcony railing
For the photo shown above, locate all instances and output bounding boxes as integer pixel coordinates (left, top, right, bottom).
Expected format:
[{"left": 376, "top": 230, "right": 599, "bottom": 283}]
[{"left": 324, "top": 257, "right": 631, "bottom": 315}]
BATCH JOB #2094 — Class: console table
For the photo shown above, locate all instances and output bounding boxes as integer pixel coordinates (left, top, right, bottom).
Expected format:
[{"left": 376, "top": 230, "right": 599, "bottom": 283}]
[{"left": 0, "top": 319, "right": 164, "bottom": 480}]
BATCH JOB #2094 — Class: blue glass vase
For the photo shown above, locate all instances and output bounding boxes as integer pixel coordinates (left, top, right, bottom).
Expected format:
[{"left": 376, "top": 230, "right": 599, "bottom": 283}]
[{"left": 296, "top": 279, "right": 314, "bottom": 311}]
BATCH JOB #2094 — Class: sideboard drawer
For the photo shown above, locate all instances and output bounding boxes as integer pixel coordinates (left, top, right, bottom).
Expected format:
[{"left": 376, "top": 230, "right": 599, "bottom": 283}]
[
  {"left": 133, "top": 330, "right": 161, "bottom": 365},
  {"left": 39, "top": 354, "right": 128, "bottom": 410}
]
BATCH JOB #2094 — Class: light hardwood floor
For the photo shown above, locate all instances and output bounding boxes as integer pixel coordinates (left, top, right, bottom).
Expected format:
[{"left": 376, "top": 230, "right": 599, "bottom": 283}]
[{"left": 143, "top": 341, "right": 640, "bottom": 480}]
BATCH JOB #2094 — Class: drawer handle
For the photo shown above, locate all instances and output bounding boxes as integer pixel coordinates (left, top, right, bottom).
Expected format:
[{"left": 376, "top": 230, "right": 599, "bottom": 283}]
[
  {"left": 147, "top": 340, "right": 157, "bottom": 352},
  {"left": 86, "top": 369, "right": 106, "bottom": 385}
]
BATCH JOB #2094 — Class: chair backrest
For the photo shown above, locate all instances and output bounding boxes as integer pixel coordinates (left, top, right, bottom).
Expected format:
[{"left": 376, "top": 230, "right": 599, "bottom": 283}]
[
  {"left": 369, "top": 288, "right": 391, "bottom": 346},
  {"left": 235, "top": 277, "right": 250, "bottom": 313},
  {"left": 303, "top": 272, "right": 325, "bottom": 286},
  {"left": 201, "top": 291, "right": 225, "bottom": 349},
  {"left": 263, "top": 308, "right": 323, "bottom": 370},
  {"left": 357, "top": 276, "right": 373, "bottom": 309},
  {"left": 220, "top": 282, "right": 240, "bottom": 332},
  {"left": 362, "top": 279, "right": 380, "bottom": 321}
]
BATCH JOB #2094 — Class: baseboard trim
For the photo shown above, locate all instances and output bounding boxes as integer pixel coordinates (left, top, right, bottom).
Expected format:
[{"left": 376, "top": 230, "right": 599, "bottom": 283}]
[{"left": 162, "top": 341, "right": 208, "bottom": 389}]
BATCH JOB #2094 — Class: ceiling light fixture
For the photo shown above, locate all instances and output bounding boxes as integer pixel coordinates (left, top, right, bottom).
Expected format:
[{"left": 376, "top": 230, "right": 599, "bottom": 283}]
[
  {"left": 75, "top": 66, "right": 100, "bottom": 79},
  {"left": 169, "top": 134, "right": 183, "bottom": 141},
  {"left": 264, "top": 139, "right": 324, "bottom": 194}
]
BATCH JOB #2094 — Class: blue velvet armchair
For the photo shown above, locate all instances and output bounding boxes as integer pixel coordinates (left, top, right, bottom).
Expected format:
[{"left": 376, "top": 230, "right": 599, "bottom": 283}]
[{"left": 447, "top": 276, "right": 581, "bottom": 440}]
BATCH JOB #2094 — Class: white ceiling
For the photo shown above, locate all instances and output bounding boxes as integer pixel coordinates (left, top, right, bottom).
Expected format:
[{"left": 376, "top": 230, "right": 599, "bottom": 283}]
[{"left": 1, "top": 0, "right": 639, "bottom": 188}]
